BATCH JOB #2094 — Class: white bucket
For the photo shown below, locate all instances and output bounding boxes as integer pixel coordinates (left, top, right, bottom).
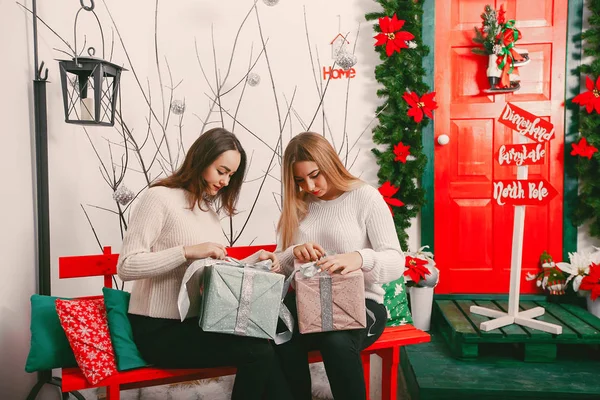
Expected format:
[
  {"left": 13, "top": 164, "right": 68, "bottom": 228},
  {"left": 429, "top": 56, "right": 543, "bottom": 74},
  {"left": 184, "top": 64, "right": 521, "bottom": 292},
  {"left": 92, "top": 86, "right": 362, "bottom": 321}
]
[
  {"left": 409, "top": 286, "right": 434, "bottom": 331},
  {"left": 586, "top": 294, "right": 600, "bottom": 318}
]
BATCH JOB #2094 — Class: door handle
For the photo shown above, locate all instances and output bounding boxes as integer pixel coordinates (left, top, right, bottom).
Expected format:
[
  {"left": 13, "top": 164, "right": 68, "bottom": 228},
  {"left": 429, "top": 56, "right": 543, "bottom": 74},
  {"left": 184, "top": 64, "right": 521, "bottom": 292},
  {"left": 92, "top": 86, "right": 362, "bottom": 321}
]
[{"left": 437, "top": 135, "right": 450, "bottom": 146}]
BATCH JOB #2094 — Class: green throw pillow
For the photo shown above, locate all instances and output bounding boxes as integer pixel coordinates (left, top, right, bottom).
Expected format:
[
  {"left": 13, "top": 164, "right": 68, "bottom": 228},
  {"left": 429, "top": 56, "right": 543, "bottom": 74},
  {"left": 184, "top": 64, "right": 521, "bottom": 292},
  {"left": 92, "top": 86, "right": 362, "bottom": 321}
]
[
  {"left": 102, "top": 287, "right": 148, "bottom": 371},
  {"left": 383, "top": 275, "right": 413, "bottom": 326},
  {"left": 25, "top": 295, "right": 77, "bottom": 372}
]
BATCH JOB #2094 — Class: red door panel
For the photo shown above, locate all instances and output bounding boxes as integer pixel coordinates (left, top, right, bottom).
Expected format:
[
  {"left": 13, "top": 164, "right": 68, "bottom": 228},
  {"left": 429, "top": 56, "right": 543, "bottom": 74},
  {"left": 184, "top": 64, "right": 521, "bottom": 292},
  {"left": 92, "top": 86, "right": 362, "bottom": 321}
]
[{"left": 434, "top": 0, "right": 567, "bottom": 294}]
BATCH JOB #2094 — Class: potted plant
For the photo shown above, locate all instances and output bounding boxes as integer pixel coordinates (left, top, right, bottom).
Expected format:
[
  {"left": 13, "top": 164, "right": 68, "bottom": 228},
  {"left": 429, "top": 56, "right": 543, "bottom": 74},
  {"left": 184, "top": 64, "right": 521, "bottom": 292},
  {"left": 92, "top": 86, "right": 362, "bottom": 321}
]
[{"left": 404, "top": 246, "right": 439, "bottom": 331}]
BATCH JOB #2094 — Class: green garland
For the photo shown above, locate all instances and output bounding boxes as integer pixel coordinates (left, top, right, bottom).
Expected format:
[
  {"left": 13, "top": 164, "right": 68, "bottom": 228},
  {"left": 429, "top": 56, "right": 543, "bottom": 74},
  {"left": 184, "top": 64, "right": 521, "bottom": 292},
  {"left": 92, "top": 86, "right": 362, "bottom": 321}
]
[
  {"left": 572, "top": 0, "right": 600, "bottom": 238},
  {"left": 366, "top": 1, "right": 430, "bottom": 250}
]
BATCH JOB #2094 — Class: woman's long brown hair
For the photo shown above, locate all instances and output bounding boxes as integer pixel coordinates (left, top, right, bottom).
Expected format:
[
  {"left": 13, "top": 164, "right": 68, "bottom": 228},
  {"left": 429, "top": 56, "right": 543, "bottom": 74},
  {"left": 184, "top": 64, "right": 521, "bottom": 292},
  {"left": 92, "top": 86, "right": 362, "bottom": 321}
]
[{"left": 152, "top": 127, "right": 247, "bottom": 216}]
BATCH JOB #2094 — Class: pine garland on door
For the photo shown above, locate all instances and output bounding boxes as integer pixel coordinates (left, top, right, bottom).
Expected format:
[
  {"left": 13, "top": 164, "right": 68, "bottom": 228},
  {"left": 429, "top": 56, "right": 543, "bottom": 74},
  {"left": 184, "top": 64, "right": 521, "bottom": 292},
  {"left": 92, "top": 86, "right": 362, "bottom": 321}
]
[
  {"left": 366, "top": 0, "right": 432, "bottom": 250},
  {"left": 571, "top": 0, "right": 600, "bottom": 238}
]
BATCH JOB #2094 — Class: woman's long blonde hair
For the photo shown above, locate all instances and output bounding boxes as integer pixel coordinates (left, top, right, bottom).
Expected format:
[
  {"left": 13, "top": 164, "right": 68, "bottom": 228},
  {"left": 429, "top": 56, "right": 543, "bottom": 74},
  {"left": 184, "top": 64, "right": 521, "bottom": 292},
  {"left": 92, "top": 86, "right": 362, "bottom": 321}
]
[{"left": 277, "top": 132, "right": 362, "bottom": 248}]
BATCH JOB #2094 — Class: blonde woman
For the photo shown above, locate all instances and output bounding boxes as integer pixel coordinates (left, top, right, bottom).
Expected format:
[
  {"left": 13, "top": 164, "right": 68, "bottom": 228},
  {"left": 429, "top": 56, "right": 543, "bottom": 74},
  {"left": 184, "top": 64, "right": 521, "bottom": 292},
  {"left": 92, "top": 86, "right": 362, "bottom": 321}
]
[{"left": 275, "top": 132, "right": 405, "bottom": 400}]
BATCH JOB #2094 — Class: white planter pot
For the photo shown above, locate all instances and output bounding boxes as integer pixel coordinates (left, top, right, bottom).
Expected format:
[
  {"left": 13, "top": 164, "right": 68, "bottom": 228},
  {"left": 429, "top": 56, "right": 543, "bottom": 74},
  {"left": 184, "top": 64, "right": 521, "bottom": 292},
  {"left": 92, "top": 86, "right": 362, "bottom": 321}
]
[
  {"left": 586, "top": 294, "right": 600, "bottom": 318},
  {"left": 409, "top": 286, "right": 434, "bottom": 331}
]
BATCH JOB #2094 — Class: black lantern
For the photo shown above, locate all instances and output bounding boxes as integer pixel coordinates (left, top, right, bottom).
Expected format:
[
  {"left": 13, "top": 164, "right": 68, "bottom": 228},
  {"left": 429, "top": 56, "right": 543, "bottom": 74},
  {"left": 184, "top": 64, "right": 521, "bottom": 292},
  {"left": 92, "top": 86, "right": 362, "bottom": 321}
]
[{"left": 58, "top": 0, "right": 125, "bottom": 126}]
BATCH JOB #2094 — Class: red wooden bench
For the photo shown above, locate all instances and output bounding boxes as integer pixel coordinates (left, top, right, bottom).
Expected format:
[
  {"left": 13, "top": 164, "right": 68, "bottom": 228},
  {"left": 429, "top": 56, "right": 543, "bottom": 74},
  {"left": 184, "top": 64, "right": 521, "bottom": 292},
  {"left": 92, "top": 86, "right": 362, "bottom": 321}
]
[{"left": 59, "top": 246, "right": 430, "bottom": 400}]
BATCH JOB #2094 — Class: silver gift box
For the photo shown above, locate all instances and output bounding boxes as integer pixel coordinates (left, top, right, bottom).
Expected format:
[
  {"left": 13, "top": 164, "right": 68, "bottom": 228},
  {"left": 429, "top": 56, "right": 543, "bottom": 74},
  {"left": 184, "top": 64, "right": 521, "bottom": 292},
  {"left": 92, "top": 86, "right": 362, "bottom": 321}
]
[{"left": 199, "top": 261, "right": 284, "bottom": 340}]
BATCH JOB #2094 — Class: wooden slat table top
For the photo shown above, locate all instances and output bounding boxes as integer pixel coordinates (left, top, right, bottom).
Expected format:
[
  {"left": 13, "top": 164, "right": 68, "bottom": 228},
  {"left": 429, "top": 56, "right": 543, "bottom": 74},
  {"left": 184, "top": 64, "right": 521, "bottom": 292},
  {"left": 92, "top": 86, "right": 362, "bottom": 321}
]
[{"left": 435, "top": 297, "right": 600, "bottom": 345}]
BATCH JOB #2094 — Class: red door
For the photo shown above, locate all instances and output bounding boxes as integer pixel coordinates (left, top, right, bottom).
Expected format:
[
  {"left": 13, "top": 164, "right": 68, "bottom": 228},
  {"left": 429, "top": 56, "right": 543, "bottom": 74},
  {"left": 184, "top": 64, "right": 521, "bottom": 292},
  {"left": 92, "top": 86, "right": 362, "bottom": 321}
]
[{"left": 434, "top": 0, "right": 567, "bottom": 294}]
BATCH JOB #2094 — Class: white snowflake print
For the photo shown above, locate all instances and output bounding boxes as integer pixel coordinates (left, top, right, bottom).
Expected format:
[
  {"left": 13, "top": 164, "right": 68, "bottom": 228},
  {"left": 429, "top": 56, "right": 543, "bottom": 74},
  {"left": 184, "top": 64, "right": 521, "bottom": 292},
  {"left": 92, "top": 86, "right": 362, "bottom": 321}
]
[{"left": 394, "top": 283, "right": 404, "bottom": 296}]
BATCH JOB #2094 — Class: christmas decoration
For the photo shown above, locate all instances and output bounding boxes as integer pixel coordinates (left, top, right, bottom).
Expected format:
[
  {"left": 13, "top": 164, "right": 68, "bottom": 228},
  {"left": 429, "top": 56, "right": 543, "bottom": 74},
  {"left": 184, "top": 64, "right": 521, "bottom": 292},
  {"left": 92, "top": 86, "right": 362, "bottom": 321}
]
[
  {"left": 246, "top": 72, "right": 261, "bottom": 87},
  {"left": 556, "top": 248, "right": 600, "bottom": 293},
  {"left": 373, "top": 14, "right": 415, "bottom": 57},
  {"left": 367, "top": 0, "right": 430, "bottom": 249},
  {"left": 403, "top": 91, "right": 437, "bottom": 123},
  {"left": 525, "top": 251, "right": 567, "bottom": 295},
  {"left": 400, "top": 246, "right": 440, "bottom": 290},
  {"left": 262, "top": 0, "right": 279, "bottom": 6},
  {"left": 393, "top": 142, "right": 411, "bottom": 163},
  {"left": 170, "top": 99, "right": 185, "bottom": 115},
  {"left": 112, "top": 185, "right": 135, "bottom": 206},
  {"left": 571, "top": 137, "right": 598, "bottom": 160},
  {"left": 378, "top": 181, "right": 404, "bottom": 215},
  {"left": 572, "top": 76, "right": 600, "bottom": 114},
  {"left": 572, "top": 1, "right": 600, "bottom": 239},
  {"left": 335, "top": 51, "right": 357, "bottom": 71},
  {"left": 404, "top": 256, "right": 429, "bottom": 284},
  {"left": 472, "top": 4, "right": 530, "bottom": 93}
]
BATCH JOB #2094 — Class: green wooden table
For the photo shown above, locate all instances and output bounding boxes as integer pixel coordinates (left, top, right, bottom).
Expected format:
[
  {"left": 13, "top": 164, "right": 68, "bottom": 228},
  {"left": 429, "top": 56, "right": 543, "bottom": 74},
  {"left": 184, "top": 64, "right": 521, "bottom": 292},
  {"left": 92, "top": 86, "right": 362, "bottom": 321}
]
[{"left": 433, "top": 295, "right": 600, "bottom": 362}]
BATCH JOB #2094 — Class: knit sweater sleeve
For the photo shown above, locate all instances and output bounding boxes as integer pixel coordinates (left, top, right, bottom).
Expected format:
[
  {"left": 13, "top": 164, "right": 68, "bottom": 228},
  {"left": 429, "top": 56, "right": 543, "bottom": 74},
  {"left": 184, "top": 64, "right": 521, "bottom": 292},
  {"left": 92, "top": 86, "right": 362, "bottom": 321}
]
[
  {"left": 357, "top": 188, "right": 405, "bottom": 285},
  {"left": 117, "top": 189, "right": 187, "bottom": 281},
  {"left": 276, "top": 244, "right": 297, "bottom": 277}
]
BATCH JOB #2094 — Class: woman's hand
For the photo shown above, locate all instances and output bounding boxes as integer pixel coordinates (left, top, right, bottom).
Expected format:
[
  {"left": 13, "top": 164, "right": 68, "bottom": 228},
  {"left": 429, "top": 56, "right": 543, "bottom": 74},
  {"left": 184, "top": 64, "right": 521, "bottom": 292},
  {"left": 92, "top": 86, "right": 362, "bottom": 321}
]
[
  {"left": 183, "top": 242, "right": 227, "bottom": 260},
  {"left": 316, "top": 252, "right": 362, "bottom": 275},
  {"left": 293, "top": 242, "right": 325, "bottom": 262},
  {"left": 258, "top": 250, "right": 281, "bottom": 273}
]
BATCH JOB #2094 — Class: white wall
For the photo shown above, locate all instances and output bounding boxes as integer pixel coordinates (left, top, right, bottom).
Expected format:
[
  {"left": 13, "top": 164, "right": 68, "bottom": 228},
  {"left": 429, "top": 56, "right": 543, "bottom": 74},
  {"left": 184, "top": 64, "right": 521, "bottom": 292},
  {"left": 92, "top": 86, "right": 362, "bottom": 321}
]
[
  {"left": 1, "top": 0, "right": 596, "bottom": 397},
  {"left": 0, "top": 0, "right": 38, "bottom": 397}
]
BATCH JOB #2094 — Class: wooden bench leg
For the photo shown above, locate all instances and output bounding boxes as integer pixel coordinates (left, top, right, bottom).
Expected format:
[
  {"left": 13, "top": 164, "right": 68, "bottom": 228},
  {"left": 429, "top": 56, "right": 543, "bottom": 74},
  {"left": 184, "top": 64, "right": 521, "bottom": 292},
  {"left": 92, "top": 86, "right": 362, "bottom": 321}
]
[
  {"left": 361, "top": 352, "right": 371, "bottom": 400},
  {"left": 379, "top": 346, "right": 400, "bottom": 400},
  {"left": 105, "top": 385, "right": 120, "bottom": 400}
]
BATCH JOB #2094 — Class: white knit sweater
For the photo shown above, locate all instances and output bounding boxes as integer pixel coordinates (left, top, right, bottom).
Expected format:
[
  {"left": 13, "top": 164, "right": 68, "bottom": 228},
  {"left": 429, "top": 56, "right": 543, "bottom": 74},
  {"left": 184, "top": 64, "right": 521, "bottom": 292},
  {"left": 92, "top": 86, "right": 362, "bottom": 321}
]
[
  {"left": 117, "top": 186, "right": 259, "bottom": 319},
  {"left": 278, "top": 184, "right": 405, "bottom": 304}
]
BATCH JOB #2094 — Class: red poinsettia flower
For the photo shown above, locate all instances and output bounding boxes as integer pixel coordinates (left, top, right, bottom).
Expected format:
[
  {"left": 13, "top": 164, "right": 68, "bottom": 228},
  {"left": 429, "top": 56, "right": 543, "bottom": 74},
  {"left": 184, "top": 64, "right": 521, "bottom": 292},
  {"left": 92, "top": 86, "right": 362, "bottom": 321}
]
[
  {"left": 572, "top": 76, "right": 600, "bottom": 114},
  {"left": 571, "top": 137, "right": 598, "bottom": 160},
  {"left": 374, "top": 14, "right": 415, "bottom": 57},
  {"left": 404, "top": 256, "right": 430, "bottom": 284},
  {"left": 579, "top": 263, "right": 600, "bottom": 301},
  {"left": 403, "top": 91, "right": 437, "bottom": 123},
  {"left": 378, "top": 181, "right": 404, "bottom": 215},
  {"left": 393, "top": 142, "right": 411, "bottom": 163}
]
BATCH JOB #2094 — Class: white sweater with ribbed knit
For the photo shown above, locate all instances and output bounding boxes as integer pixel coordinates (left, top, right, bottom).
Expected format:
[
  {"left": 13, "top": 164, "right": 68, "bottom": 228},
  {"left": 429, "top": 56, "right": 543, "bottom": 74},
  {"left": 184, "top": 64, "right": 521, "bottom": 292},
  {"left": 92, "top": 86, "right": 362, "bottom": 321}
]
[
  {"left": 117, "top": 186, "right": 259, "bottom": 319},
  {"left": 278, "top": 184, "right": 405, "bottom": 304}
]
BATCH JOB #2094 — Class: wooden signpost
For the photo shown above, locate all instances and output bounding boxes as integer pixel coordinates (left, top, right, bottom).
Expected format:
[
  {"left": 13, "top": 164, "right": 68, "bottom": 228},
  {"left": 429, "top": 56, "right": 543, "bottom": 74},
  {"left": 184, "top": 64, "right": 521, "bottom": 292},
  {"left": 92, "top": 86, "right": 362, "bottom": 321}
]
[{"left": 470, "top": 103, "right": 563, "bottom": 334}]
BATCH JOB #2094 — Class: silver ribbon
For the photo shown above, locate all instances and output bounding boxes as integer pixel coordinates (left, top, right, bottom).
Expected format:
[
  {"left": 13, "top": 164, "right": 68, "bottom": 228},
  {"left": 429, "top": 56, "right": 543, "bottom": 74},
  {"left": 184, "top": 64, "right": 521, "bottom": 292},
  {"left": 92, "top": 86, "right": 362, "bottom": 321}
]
[
  {"left": 224, "top": 257, "right": 294, "bottom": 344},
  {"left": 319, "top": 274, "right": 334, "bottom": 331}
]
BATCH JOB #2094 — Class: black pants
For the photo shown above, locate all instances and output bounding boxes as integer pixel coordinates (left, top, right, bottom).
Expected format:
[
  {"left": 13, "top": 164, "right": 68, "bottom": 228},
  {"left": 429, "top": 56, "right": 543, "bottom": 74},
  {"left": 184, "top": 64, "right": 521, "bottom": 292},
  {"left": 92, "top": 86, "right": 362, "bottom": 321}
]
[
  {"left": 129, "top": 314, "right": 293, "bottom": 400},
  {"left": 274, "top": 291, "right": 387, "bottom": 400}
]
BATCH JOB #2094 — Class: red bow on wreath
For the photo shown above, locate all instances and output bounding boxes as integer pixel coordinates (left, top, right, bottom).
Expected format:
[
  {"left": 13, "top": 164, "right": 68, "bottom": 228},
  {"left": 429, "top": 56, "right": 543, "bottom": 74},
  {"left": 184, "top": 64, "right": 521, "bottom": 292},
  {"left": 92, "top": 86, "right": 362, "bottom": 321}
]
[{"left": 495, "top": 21, "right": 525, "bottom": 89}]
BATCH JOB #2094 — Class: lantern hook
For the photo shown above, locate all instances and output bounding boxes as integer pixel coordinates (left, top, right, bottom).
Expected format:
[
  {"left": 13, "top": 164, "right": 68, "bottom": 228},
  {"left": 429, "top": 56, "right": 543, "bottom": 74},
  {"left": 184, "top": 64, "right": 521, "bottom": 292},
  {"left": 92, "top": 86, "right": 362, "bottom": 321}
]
[
  {"left": 80, "top": 0, "right": 95, "bottom": 11},
  {"left": 37, "top": 60, "right": 49, "bottom": 81},
  {"left": 73, "top": 0, "right": 105, "bottom": 63}
]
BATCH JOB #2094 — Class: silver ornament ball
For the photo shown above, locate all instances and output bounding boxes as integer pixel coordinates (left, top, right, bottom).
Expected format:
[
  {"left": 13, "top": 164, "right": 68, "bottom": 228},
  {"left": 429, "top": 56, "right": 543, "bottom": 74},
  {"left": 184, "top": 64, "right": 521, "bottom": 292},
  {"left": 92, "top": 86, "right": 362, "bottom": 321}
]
[
  {"left": 418, "top": 265, "right": 439, "bottom": 288},
  {"left": 113, "top": 185, "right": 135, "bottom": 206},
  {"left": 335, "top": 52, "right": 358, "bottom": 70},
  {"left": 170, "top": 100, "right": 186, "bottom": 115},
  {"left": 246, "top": 72, "right": 261, "bottom": 87},
  {"left": 262, "top": 0, "right": 280, "bottom": 5}
]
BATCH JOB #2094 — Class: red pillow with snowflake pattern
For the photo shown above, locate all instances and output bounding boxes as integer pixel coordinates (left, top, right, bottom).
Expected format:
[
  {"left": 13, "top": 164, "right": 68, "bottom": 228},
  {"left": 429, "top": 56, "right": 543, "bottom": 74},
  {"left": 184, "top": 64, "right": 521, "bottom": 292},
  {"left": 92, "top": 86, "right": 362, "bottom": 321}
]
[{"left": 55, "top": 298, "right": 117, "bottom": 385}]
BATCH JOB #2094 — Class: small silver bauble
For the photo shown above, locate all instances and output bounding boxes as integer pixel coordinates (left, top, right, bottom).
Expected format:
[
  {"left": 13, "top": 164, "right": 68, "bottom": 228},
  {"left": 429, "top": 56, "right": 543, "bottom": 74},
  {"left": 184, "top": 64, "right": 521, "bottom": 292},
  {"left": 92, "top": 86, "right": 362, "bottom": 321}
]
[
  {"left": 406, "top": 40, "right": 418, "bottom": 49},
  {"left": 418, "top": 265, "right": 439, "bottom": 288},
  {"left": 246, "top": 72, "right": 261, "bottom": 87},
  {"left": 335, "top": 52, "right": 358, "bottom": 70},
  {"left": 262, "top": 0, "right": 279, "bottom": 6},
  {"left": 170, "top": 100, "right": 186, "bottom": 115},
  {"left": 113, "top": 185, "right": 135, "bottom": 206}
]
